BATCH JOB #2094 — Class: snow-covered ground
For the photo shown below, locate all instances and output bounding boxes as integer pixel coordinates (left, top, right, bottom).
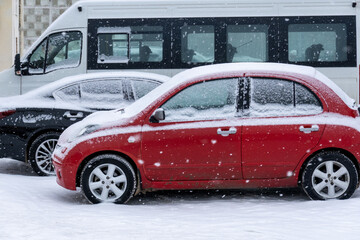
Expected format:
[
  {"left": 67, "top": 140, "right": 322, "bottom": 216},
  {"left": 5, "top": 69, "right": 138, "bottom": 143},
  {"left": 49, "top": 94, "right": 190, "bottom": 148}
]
[{"left": 1, "top": 158, "right": 360, "bottom": 240}]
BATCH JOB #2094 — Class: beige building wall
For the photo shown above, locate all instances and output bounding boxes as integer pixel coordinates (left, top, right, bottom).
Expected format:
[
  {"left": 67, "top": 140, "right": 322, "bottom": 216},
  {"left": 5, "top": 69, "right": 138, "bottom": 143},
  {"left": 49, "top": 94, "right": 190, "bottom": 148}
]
[{"left": 0, "top": 0, "right": 15, "bottom": 72}]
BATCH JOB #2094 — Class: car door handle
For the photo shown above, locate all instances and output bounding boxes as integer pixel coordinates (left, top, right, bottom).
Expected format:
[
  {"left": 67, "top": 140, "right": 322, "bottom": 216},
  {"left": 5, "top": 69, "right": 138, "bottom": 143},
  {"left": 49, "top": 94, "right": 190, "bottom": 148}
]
[
  {"left": 299, "top": 125, "right": 319, "bottom": 134},
  {"left": 217, "top": 127, "right": 237, "bottom": 136},
  {"left": 63, "top": 111, "right": 84, "bottom": 121}
]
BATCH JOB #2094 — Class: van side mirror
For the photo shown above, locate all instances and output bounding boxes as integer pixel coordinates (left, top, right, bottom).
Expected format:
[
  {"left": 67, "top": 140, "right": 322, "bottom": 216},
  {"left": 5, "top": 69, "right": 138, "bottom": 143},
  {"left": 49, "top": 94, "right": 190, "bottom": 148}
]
[
  {"left": 150, "top": 108, "right": 165, "bottom": 123},
  {"left": 14, "top": 54, "right": 21, "bottom": 75}
]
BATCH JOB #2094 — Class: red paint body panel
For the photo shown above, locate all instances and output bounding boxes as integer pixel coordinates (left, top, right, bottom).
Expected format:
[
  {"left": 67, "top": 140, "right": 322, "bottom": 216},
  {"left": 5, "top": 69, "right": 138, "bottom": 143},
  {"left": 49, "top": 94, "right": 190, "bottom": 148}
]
[
  {"left": 53, "top": 64, "right": 360, "bottom": 194},
  {"left": 141, "top": 120, "right": 242, "bottom": 181},
  {"left": 242, "top": 120, "right": 325, "bottom": 179}
]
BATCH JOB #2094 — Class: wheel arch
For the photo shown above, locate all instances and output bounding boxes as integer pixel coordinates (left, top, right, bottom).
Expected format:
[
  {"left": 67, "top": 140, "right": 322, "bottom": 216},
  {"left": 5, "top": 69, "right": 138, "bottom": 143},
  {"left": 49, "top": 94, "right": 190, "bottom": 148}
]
[
  {"left": 25, "top": 128, "right": 63, "bottom": 163},
  {"left": 75, "top": 150, "right": 140, "bottom": 189},
  {"left": 297, "top": 147, "right": 360, "bottom": 185}
]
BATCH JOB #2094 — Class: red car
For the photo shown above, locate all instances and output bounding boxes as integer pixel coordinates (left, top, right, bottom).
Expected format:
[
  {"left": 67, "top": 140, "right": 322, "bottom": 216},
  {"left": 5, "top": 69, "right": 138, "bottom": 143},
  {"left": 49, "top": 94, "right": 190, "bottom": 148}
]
[{"left": 53, "top": 63, "right": 360, "bottom": 203}]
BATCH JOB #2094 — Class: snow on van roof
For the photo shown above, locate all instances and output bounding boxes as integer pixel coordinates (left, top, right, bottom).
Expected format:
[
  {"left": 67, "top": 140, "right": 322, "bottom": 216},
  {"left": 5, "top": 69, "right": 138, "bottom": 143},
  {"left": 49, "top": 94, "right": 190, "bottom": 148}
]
[{"left": 125, "top": 63, "right": 355, "bottom": 118}]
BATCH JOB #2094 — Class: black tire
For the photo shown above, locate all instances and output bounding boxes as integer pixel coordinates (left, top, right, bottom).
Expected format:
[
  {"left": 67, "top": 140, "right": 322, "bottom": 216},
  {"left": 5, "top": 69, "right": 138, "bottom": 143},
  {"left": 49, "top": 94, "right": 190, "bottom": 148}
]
[
  {"left": 301, "top": 151, "right": 358, "bottom": 200},
  {"left": 81, "top": 154, "right": 136, "bottom": 204},
  {"left": 28, "top": 132, "right": 60, "bottom": 176}
]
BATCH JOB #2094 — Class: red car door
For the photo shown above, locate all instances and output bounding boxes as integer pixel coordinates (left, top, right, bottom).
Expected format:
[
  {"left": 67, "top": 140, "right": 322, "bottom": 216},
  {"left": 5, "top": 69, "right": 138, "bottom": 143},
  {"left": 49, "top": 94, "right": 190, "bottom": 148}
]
[
  {"left": 241, "top": 77, "right": 325, "bottom": 179},
  {"left": 242, "top": 121, "right": 324, "bottom": 179},
  {"left": 141, "top": 78, "right": 243, "bottom": 181}
]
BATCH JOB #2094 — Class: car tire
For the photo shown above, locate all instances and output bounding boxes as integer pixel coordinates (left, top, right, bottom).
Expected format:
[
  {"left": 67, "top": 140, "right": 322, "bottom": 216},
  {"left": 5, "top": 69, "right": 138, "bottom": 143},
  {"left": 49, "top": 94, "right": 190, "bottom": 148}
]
[
  {"left": 81, "top": 154, "right": 136, "bottom": 204},
  {"left": 28, "top": 132, "right": 60, "bottom": 176},
  {"left": 301, "top": 151, "right": 358, "bottom": 200}
]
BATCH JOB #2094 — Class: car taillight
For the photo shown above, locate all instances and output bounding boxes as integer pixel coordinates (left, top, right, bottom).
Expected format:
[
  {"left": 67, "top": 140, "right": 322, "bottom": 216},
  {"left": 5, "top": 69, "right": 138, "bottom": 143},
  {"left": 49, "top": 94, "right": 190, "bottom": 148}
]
[{"left": 0, "top": 110, "right": 16, "bottom": 119}]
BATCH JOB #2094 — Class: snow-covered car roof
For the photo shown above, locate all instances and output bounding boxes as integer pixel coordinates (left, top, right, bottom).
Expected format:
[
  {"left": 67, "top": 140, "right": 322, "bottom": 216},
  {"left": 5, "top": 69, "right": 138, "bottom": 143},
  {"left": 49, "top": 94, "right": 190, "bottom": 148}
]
[
  {"left": 125, "top": 63, "right": 356, "bottom": 118},
  {"left": 25, "top": 71, "right": 170, "bottom": 98},
  {"left": 0, "top": 72, "right": 170, "bottom": 110}
]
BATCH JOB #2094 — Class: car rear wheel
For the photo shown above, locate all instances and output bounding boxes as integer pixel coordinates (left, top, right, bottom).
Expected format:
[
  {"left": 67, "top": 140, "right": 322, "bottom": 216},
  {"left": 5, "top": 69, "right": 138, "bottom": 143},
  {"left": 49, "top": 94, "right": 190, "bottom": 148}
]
[
  {"left": 29, "top": 132, "right": 60, "bottom": 176},
  {"left": 302, "top": 151, "right": 358, "bottom": 200},
  {"left": 81, "top": 154, "right": 136, "bottom": 204}
]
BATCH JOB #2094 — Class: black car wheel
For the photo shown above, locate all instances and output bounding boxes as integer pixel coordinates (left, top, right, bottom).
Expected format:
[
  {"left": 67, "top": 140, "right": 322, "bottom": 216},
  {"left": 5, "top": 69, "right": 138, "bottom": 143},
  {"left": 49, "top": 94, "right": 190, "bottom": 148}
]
[
  {"left": 302, "top": 151, "right": 358, "bottom": 200},
  {"left": 81, "top": 154, "right": 136, "bottom": 204},
  {"left": 28, "top": 132, "right": 60, "bottom": 176}
]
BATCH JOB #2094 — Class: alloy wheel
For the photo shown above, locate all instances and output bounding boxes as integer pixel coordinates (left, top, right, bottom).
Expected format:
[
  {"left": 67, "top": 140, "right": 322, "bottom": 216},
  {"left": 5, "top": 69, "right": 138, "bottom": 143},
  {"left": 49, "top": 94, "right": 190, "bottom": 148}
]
[
  {"left": 35, "top": 139, "right": 57, "bottom": 175},
  {"left": 88, "top": 163, "right": 128, "bottom": 202},
  {"left": 311, "top": 160, "right": 350, "bottom": 199}
]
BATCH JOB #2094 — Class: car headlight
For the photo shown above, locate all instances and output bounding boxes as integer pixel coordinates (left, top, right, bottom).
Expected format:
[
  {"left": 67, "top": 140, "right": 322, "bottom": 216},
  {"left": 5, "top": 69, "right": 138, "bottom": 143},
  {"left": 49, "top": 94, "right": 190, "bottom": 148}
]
[{"left": 67, "top": 124, "right": 100, "bottom": 143}]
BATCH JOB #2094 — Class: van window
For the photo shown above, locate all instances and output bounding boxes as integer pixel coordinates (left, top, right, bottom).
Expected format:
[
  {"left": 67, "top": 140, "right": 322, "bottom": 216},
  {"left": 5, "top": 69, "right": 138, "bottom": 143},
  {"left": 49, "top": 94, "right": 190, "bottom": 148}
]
[
  {"left": 288, "top": 23, "right": 348, "bottom": 62},
  {"left": 227, "top": 25, "right": 268, "bottom": 62},
  {"left": 29, "top": 39, "right": 47, "bottom": 74},
  {"left": 98, "top": 33, "right": 129, "bottom": 63},
  {"left": 181, "top": 25, "right": 215, "bottom": 64},
  {"left": 45, "top": 32, "right": 82, "bottom": 72},
  {"left": 97, "top": 26, "right": 163, "bottom": 64},
  {"left": 129, "top": 26, "right": 163, "bottom": 63},
  {"left": 28, "top": 31, "right": 82, "bottom": 74}
]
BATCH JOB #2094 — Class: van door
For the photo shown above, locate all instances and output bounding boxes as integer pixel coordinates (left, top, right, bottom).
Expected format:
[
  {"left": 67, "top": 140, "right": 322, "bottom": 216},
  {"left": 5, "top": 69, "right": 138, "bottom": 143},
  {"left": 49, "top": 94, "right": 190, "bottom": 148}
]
[{"left": 20, "top": 30, "right": 85, "bottom": 94}]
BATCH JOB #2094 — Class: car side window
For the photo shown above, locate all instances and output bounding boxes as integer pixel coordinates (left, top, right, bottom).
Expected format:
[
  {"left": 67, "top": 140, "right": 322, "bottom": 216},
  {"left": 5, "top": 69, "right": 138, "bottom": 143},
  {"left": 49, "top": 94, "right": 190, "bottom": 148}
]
[
  {"left": 161, "top": 78, "right": 238, "bottom": 122},
  {"left": 248, "top": 78, "right": 322, "bottom": 117},
  {"left": 80, "top": 79, "right": 130, "bottom": 110},
  {"left": 54, "top": 84, "right": 80, "bottom": 102},
  {"left": 131, "top": 79, "right": 161, "bottom": 99}
]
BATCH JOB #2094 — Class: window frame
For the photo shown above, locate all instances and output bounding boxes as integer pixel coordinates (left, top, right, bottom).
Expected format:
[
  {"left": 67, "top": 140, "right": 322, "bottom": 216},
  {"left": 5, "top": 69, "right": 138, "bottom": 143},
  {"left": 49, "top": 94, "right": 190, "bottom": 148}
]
[
  {"left": 53, "top": 78, "right": 133, "bottom": 110},
  {"left": 129, "top": 78, "right": 162, "bottom": 100},
  {"left": 224, "top": 17, "right": 277, "bottom": 63},
  {"left": 97, "top": 28, "right": 131, "bottom": 64},
  {"left": 172, "top": 18, "right": 217, "bottom": 67},
  {"left": 27, "top": 31, "right": 83, "bottom": 75},
  {"left": 245, "top": 77, "right": 324, "bottom": 118},
  {"left": 279, "top": 15, "right": 356, "bottom": 67},
  {"left": 53, "top": 83, "right": 80, "bottom": 102},
  {"left": 88, "top": 18, "right": 170, "bottom": 70},
  {"left": 157, "top": 78, "right": 241, "bottom": 122},
  {"left": 87, "top": 16, "right": 356, "bottom": 70}
]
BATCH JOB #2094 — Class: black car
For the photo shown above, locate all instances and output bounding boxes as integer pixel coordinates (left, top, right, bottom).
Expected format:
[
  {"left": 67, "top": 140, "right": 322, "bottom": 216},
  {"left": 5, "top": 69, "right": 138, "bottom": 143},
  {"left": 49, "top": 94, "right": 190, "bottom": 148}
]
[{"left": 0, "top": 72, "right": 169, "bottom": 175}]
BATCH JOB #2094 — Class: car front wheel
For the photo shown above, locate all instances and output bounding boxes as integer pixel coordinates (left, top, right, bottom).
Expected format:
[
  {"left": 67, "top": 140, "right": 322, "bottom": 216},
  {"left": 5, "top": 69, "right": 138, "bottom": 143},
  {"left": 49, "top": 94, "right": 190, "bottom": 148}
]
[
  {"left": 302, "top": 151, "right": 358, "bottom": 200},
  {"left": 29, "top": 132, "right": 60, "bottom": 176},
  {"left": 81, "top": 154, "right": 136, "bottom": 204}
]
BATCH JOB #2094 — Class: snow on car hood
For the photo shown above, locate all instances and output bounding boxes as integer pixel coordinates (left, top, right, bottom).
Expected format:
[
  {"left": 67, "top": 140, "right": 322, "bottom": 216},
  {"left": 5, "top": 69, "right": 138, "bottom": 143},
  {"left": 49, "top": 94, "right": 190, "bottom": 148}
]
[{"left": 58, "top": 108, "right": 138, "bottom": 144}]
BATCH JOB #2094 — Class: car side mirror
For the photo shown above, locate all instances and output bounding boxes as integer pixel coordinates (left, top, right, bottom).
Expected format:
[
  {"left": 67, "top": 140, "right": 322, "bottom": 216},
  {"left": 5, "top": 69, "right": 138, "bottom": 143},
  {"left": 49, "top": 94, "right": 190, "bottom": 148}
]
[
  {"left": 14, "top": 54, "right": 21, "bottom": 75},
  {"left": 150, "top": 108, "right": 165, "bottom": 123}
]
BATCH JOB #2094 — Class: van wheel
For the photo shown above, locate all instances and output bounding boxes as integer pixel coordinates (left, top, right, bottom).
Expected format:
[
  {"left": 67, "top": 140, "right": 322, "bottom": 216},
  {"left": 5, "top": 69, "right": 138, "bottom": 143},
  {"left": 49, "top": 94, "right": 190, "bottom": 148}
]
[
  {"left": 81, "top": 154, "right": 136, "bottom": 204},
  {"left": 29, "top": 132, "right": 60, "bottom": 176},
  {"left": 301, "top": 151, "right": 358, "bottom": 200}
]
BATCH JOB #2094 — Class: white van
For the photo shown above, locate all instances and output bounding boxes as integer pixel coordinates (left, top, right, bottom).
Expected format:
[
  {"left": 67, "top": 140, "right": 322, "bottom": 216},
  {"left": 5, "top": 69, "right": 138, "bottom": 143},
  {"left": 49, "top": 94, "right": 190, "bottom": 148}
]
[{"left": 1, "top": 0, "right": 359, "bottom": 101}]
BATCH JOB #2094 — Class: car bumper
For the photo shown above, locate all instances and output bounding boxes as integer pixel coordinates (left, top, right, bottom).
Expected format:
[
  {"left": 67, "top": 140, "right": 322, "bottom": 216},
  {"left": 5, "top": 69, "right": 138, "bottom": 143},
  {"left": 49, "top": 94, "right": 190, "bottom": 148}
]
[{"left": 53, "top": 144, "right": 82, "bottom": 191}]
